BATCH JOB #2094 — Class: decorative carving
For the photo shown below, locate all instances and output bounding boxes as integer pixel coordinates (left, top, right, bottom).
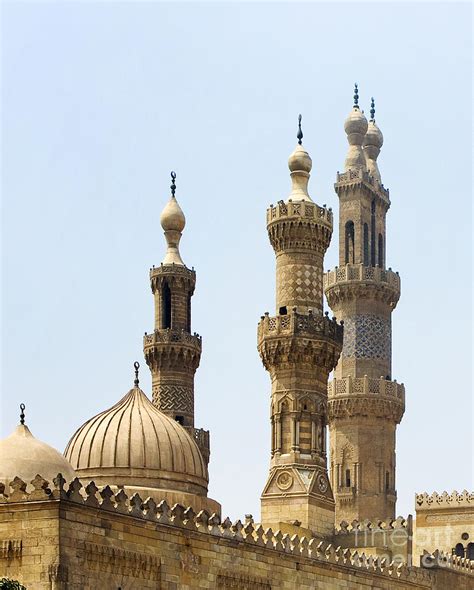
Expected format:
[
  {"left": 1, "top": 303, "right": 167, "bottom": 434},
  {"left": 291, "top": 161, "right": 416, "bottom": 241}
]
[
  {"left": 317, "top": 474, "right": 328, "bottom": 493},
  {"left": 78, "top": 541, "right": 160, "bottom": 580},
  {"left": 217, "top": 572, "right": 271, "bottom": 589},
  {"left": 153, "top": 384, "right": 194, "bottom": 414},
  {"left": 0, "top": 540, "right": 22, "bottom": 560},
  {"left": 276, "top": 472, "right": 293, "bottom": 491},
  {"left": 342, "top": 315, "right": 391, "bottom": 361},
  {"left": 328, "top": 395, "right": 405, "bottom": 423}
]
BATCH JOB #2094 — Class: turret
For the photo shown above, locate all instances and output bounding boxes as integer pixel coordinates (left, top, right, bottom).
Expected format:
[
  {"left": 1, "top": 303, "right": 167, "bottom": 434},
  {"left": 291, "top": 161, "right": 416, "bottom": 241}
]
[
  {"left": 143, "top": 172, "right": 209, "bottom": 465},
  {"left": 324, "top": 89, "right": 405, "bottom": 524},
  {"left": 258, "top": 118, "right": 343, "bottom": 537}
]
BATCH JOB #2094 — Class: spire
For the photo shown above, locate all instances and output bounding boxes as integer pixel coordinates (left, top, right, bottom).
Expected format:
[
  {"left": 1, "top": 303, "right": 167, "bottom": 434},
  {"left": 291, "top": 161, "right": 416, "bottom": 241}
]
[
  {"left": 343, "top": 83, "right": 368, "bottom": 171},
  {"left": 370, "top": 97, "right": 375, "bottom": 122},
  {"left": 287, "top": 114, "right": 313, "bottom": 201},
  {"left": 160, "top": 171, "right": 186, "bottom": 265},
  {"left": 297, "top": 114, "right": 303, "bottom": 145},
  {"left": 364, "top": 97, "right": 384, "bottom": 181},
  {"left": 133, "top": 361, "right": 140, "bottom": 388},
  {"left": 19, "top": 403, "right": 25, "bottom": 425},
  {"left": 353, "top": 83, "right": 359, "bottom": 109}
]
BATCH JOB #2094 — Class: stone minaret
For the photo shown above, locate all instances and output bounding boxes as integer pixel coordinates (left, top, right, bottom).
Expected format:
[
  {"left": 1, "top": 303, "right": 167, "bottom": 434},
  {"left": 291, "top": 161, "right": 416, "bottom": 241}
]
[
  {"left": 143, "top": 172, "right": 210, "bottom": 465},
  {"left": 258, "top": 118, "right": 343, "bottom": 537},
  {"left": 324, "top": 90, "right": 405, "bottom": 524}
]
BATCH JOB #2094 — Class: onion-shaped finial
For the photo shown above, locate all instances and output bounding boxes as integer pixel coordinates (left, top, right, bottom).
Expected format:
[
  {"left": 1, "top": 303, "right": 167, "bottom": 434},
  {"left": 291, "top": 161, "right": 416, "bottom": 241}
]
[
  {"left": 134, "top": 362, "right": 140, "bottom": 387},
  {"left": 370, "top": 97, "right": 375, "bottom": 122},
  {"left": 20, "top": 403, "right": 26, "bottom": 425}
]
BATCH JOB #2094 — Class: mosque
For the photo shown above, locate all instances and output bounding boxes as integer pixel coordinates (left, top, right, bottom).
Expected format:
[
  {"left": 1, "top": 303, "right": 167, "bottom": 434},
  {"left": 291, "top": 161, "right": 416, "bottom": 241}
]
[{"left": 0, "top": 87, "right": 473, "bottom": 589}]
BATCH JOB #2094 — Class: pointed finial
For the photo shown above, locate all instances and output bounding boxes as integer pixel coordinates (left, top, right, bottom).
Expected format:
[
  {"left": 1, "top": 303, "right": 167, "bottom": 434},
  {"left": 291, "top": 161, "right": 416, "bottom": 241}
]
[
  {"left": 170, "top": 171, "right": 176, "bottom": 198},
  {"left": 353, "top": 83, "right": 359, "bottom": 108},
  {"left": 133, "top": 362, "right": 140, "bottom": 387},
  {"left": 370, "top": 97, "right": 375, "bottom": 121},
  {"left": 297, "top": 114, "right": 303, "bottom": 145},
  {"left": 20, "top": 403, "right": 25, "bottom": 425}
]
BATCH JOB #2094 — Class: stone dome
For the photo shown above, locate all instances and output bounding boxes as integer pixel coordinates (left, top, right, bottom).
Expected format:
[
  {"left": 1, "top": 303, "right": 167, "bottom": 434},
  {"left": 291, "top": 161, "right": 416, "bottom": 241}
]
[
  {"left": 160, "top": 196, "right": 185, "bottom": 232},
  {"left": 64, "top": 385, "right": 208, "bottom": 498},
  {"left": 0, "top": 423, "right": 76, "bottom": 487},
  {"left": 288, "top": 144, "right": 312, "bottom": 174},
  {"left": 344, "top": 106, "right": 368, "bottom": 139},
  {"left": 364, "top": 120, "right": 384, "bottom": 150}
]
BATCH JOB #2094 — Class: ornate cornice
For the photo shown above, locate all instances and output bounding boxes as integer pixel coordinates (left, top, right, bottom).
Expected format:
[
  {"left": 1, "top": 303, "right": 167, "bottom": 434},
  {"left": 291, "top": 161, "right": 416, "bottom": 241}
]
[
  {"left": 328, "top": 395, "right": 405, "bottom": 423},
  {"left": 150, "top": 264, "right": 196, "bottom": 294},
  {"left": 266, "top": 200, "right": 333, "bottom": 254},
  {"left": 335, "top": 168, "right": 390, "bottom": 205},
  {"left": 144, "top": 330, "right": 201, "bottom": 371}
]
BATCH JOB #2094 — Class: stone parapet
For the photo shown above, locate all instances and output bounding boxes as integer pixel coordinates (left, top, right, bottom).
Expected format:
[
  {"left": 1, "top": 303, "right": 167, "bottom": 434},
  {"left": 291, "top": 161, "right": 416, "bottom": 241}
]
[
  {"left": 188, "top": 427, "right": 210, "bottom": 465},
  {"left": 416, "top": 490, "right": 474, "bottom": 510},
  {"left": 324, "top": 264, "right": 401, "bottom": 308},
  {"left": 328, "top": 376, "right": 405, "bottom": 423},
  {"left": 266, "top": 199, "right": 333, "bottom": 229},
  {"left": 258, "top": 309, "right": 343, "bottom": 343},
  {"left": 150, "top": 263, "right": 196, "bottom": 293},
  {"left": 335, "top": 168, "right": 390, "bottom": 203}
]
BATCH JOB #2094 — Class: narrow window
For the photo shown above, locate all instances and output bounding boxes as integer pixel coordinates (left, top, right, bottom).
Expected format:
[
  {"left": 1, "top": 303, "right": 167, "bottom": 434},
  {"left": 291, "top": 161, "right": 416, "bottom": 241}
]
[
  {"left": 279, "top": 306, "right": 287, "bottom": 315},
  {"left": 371, "top": 200, "right": 376, "bottom": 266},
  {"left": 175, "top": 415, "right": 184, "bottom": 425},
  {"left": 345, "top": 221, "right": 355, "bottom": 264},
  {"left": 162, "top": 282, "right": 172, "bottom": 329},
  {"left": 378, "top": 234, "right": 384, "bottom": 268},
  {"left": 186, "top": 293, "right": 192, "bottom": 332},
  {"left": 454, "top": 543, "right": 465, "bottom": 558},
  {"left": 385, "top": 471, "right": 390, "bottom": 491},
  {"left": 467, "top": 543, "right": 474, "bottom": 560},
  {"left": 363, "top": 223, "right": 369, "bottom": 266},
  {"left": 345, "top": 469, "right": 351, "bottom": 487}
]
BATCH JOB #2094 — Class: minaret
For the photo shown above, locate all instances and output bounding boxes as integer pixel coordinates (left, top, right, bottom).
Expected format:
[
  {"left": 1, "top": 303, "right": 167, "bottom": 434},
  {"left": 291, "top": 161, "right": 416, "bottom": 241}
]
[
  {"left": 324, "top": 90, "right": 405, "bottom": 524},
  {"left": 258, "top": 117, "right": 343, "bottom": 537},
  {"left": 143, "top": 172, "right": 209, "bottom": 464}
]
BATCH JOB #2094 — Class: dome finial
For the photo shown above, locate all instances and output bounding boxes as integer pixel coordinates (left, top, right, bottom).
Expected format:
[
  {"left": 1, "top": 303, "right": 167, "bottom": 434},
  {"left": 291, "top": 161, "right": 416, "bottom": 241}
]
[
  {"left": 353, "top": 83, "right": 359, "bottom": 108},
  {"left": 170, "top": 171, "right": 176, "bottom": 198},
  {"left": 20, "top": 403, "right": 25, "bottom": 425},
  {"left": 134, "top": 362, "right": 140, "bottom": 387},
  {"left": 297, "top": 114, "right": 303, "bottom": 145},
  {"left": 370, "top": 97, "right": 375, "bottom": 122}
]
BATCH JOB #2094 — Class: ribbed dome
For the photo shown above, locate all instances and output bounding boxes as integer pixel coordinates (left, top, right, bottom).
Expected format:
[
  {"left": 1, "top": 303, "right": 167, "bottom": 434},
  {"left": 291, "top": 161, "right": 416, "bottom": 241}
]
[
  {"left": 0, "top": 423, "right": 75, "bottom": 487},
  {"left": 64, "top": 386, "right": 208, "bottom": 497}
]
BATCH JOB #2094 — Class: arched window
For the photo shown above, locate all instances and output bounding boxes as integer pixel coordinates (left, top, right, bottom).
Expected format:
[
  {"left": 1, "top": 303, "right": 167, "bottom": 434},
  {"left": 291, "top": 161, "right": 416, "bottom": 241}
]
[
  {"left": 162, "top": 281, "right": 172, "bottom": 329},
  {"left": 378, "top": 234, "right": 384, "bottom": 268},
  {"left": 345, "top": 221, "right": 355, "bottom": 264},
  {"left": 371, "top": 200, "right": 376, "bottom": 266},
  {"left": 454, "top": 543, "right": 465, "bottom": 558},
  {"left": 345, "top": 469, "right": 351, "bottom": 487},
  {"left": 363, "top": 223, "right": 369, "bottom": 266},
  {"left": 467, "top": 543, "right": 474, "bottom": 560}
]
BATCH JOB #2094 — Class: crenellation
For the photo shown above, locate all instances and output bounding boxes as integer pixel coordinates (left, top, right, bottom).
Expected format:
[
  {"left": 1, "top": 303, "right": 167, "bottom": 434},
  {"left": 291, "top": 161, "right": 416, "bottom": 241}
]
[{"left": 416, "top": 489, "right": 474, "bottom": 509}]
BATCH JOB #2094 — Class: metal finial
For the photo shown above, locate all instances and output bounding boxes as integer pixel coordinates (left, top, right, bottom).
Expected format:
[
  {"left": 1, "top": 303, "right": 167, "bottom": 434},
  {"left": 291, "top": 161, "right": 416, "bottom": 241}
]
[
  {"left": 370, "top": 97, "right": 375, "bottom": 121},
  {"left": 353, "top": 83, "right": 359, "bottom": 108},
  {"left": 20, "top": 403, "right": 25, "bottom": 425},
  {"left": 297, "top": 114, "right": 303, "bottom": 145},
  {"left": 170, "top": 171, "right": 176, "bottom": 198},
  {"left": 133, "top": 362, "right": 140, "bottom": 387}
]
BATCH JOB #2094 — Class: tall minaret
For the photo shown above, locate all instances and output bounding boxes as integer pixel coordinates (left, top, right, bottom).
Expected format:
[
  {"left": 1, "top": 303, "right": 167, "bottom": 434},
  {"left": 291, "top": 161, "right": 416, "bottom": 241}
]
[
  {"left": 324, "top": 89, "right": 405, "bottom": 524},
  {"left": 258, "top": 118, "right": 343, "bottom": 537},
  {"left": 143, "top": 172, "right": 209, "bottom": 465}
]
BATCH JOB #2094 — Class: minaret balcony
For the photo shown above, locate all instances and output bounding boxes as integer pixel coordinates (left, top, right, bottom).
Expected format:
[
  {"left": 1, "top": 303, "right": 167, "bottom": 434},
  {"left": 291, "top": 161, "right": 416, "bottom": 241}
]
[
  {"left": 143, "top": 329, "right": 202, "bottom": 371},
  {"left": 324, "top": 264, "right": 401, "bottom": 308},
  {"left": 258, "top": 309, "right": 343, "bottom": 344},
  {"left": 335, "top": 168, "right": 390, "bottom": 203},
  {"left": 328, "top": 376, "right": 405, "bottom": 423}
]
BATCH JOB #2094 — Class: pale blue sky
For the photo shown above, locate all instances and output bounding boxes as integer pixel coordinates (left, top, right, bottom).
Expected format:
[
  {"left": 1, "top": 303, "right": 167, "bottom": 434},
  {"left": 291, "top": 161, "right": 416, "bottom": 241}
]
[{"left": 1, "top": 2, "right": 472, "bottom": 521}]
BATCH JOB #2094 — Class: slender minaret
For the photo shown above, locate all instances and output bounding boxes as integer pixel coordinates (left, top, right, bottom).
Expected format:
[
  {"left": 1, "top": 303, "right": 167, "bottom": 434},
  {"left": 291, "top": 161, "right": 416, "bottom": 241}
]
[
  {"left": 258, "top": 118, "right": 343, "bottom": 537},
  {"left": 324, "top": 89, "right": 405, "bottom": 524},
  {"left": 143, "top": 172, "right": 209, "bottom": 464}
]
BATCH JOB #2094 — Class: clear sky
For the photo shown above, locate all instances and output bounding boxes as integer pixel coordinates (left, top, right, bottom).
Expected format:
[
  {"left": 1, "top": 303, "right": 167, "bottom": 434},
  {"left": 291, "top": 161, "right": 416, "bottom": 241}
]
[{"left": 1, "top": 2, "right": 472, "bottom": 522}]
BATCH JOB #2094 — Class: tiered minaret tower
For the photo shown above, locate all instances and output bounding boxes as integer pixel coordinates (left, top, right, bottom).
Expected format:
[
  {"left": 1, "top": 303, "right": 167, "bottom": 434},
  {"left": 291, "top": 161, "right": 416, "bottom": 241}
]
[
  {"left": 143, "top": 172, "right": 210, "bottom": 465},
  {"left": 324, "top": 89, "right": 405, "bottom": 524},
  {"left": 258, "top": 118, "right": 344, "bottom": 537}
]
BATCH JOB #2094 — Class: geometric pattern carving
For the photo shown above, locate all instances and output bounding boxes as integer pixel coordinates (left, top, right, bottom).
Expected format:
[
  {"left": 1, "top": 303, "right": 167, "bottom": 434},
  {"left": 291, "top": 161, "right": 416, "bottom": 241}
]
[
  {"left": 217, "top": 573, "right": 271, "bottom": 589},
  {"left": 277, "top": 264, "right": 322, "bottom": 308},
  {"left": 153, "top": 385, "right": 193, "bottom": 414},
  {"left": 342, "top": 314, "right": 391, "bottom": 360}
]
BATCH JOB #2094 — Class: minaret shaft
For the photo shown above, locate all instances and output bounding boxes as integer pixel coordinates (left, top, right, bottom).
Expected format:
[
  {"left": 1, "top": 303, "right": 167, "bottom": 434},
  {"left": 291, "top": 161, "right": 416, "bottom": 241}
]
[
  {"left": 324, "top": 108, "right": 404, "bottom": 524},
  {"left": 259, "top": 136, "right": 343, "bottom": 537}
]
